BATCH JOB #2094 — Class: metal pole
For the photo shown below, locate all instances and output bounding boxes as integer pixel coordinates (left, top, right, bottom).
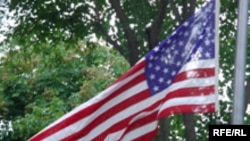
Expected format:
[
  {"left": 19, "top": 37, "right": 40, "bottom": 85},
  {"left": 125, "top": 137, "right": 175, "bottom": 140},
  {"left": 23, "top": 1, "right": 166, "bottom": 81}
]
[
  {"left": 232, "top": 0, "right": 249, "bottom": 124},
  {"left": 215, "top": 0, "right": 220, "bottom": 115}
]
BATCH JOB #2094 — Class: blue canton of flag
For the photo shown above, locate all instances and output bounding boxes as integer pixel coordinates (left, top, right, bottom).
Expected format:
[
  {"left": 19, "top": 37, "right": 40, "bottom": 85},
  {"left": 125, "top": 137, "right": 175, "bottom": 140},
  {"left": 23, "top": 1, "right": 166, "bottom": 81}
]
[{"left": 145, "top": 0, "right": 215, "bottom": 95}]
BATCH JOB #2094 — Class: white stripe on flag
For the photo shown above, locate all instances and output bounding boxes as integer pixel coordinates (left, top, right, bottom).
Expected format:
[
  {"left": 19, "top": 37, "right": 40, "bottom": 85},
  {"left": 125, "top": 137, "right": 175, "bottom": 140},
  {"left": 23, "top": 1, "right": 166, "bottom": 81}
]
[
  {"left": 121, "top": 121, "right": 158, "bottom": 141},
  {"left": 159, "top": 94, "right": 216, "bottom": 114},
  {"left": 179, "top": 59, "right": 215, "bottom": 73},
  {"left": 103, "top": 129, "right": 127, "bottom": 141},
  {"left": 159, "top": 76, "right": 215, "bottom": 96}
]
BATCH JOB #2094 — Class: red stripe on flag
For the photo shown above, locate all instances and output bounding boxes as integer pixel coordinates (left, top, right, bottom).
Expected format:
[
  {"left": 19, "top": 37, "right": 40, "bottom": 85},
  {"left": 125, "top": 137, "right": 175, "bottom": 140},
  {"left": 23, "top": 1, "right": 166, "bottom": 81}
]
[
  {"left": 165, "top": 85, "right": 215, "bottom": 100},
  {"left": 120, "top": 111, "right": 158, "bottom": 141},
  {"left": 173, "top": 68, "right": 215, "bottom": 83},
  {"left": 121, "top": 113, "right": 157, "bottom": 135},
  {"left": 158, "top": 103, "right": 215, "bottom": 118},
  {"left": 131, "top": 128, "right": 158, "bottom": 141}
]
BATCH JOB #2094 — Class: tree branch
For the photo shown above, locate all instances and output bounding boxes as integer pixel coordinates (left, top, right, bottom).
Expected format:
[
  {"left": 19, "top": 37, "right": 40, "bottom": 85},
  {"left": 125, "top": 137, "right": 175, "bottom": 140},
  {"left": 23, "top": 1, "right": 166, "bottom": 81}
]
[
  {"left": 108, "top": 0, "right": 140, "bottom": 65},
  {"left": 169, "top": 0, "right": 182, "bottom": 23},
  {"left": 88, "top": 2, "right": 127, "bottom": 59},
  {"left": 188, "top": 0, "right": 196, "bottom": 18},
  {"left": 182, "top": 0, "right": 188, "bottom": 23},
  {"left": 153, "top": 0, "right": 169, "bottom": 30},
  {"left": 146, "top": 0, "right": 169, "bottom": 50},
  {"left": 94, "top": 22, "right": 127, "bottom": 58}
]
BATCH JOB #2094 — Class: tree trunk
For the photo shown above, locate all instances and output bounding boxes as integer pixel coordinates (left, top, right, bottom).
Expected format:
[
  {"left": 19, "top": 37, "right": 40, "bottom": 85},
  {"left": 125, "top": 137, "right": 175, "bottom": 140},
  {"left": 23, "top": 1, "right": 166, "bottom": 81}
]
[
  {"left": 183, "top": 114, "right": 196, "bottom": 141},
  {"left": 153, "top": 118, "right": 170, "bottom": 141}
]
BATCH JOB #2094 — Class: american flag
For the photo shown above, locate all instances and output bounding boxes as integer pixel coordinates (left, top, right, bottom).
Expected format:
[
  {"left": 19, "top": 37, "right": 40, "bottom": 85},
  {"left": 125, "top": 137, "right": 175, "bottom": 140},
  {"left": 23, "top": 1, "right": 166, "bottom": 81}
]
[{"left": 29, "top": 0, "right": 218, "bottom": 140}]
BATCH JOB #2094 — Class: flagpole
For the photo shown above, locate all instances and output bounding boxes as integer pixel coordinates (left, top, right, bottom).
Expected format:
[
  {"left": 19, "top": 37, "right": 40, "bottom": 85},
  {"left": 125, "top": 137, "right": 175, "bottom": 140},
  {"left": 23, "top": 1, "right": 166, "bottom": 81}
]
[
  {"left": 232, "top": 0, "right": 249, "bottom": 124},
  {"left": 215, "top": 0, "right": 220, "bottom": 115}
]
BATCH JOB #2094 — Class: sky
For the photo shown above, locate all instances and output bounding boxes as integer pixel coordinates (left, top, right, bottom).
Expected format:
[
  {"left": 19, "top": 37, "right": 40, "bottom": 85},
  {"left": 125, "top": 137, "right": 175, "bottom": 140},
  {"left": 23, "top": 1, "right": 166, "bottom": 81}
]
[{"left": 0, "top": 0, "right": 16, "bottom": 43}]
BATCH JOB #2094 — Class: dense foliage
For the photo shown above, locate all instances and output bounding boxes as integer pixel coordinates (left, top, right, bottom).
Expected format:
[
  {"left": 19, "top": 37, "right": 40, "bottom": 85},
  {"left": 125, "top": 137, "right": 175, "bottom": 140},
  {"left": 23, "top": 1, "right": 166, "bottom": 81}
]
[{"left": 0, "top": 40, "right": 129, "bottom": 140}]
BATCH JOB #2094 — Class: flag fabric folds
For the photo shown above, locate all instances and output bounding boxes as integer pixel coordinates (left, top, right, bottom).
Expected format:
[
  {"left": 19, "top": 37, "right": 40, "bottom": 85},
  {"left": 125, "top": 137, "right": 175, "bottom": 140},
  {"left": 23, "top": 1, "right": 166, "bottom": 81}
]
[{"left": 29, "top": 0, "right": 217, "bottom": 140}]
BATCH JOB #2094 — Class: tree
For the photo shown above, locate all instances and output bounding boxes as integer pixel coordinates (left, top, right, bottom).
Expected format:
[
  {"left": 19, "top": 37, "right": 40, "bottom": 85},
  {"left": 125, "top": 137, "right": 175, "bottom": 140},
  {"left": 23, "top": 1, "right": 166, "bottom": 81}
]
[
  {"left": 1, "top": 0, "right": 249, "bottom": 140},
  {"left": 0, "top": 40, "right": 130, "bottom": 140}
]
